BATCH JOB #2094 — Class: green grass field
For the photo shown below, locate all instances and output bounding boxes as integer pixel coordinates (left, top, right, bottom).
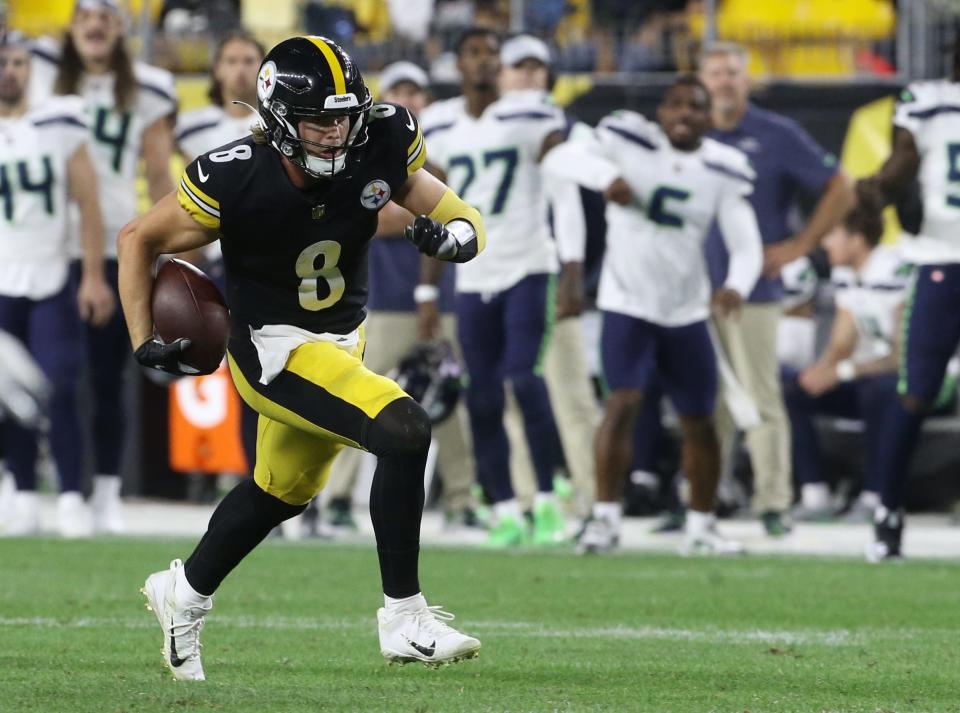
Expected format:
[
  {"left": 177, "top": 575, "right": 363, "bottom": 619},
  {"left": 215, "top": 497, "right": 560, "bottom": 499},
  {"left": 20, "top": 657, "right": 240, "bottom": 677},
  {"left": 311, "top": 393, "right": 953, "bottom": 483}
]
[{"left": 0, "top": 538, "right": 958, "bottom": 713}]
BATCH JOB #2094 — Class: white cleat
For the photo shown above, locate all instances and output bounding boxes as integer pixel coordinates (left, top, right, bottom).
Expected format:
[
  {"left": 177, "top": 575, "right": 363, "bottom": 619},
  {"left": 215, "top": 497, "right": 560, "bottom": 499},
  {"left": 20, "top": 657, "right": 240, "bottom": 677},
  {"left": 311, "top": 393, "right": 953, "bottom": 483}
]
[
  {"left": 681, "top": 527, "right": 746, "bottom": 556},
  {"left": 378, "top": 597, "right": 480, "bottom": 667},
  {"left": 57, "top": 492, "right": 91, "bottom": 538},
  {"left": 3, "top": 491, "right": 41, "bottom": 536},
  {"left": 91, "top": 475, "right": 125, "bottom": 535},
  {"left": 576, "top": 517, "right": 620, "bottom": 555},
  {"left": 141, "top": 559, "right": 212, "bottom": 681}
]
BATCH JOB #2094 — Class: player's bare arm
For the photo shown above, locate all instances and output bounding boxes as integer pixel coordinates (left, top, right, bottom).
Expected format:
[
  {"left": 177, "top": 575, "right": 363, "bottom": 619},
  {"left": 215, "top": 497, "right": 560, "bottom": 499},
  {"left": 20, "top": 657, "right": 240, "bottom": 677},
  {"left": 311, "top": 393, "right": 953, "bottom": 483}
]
[
  {"left": 68, "top": 142, "right": 115, "bottom": 327},
  {"left": 764, "top": 170, "right": 856, "bottom": 277},
  {"left": 401, "top": 166, "right": 485, "bottom": 338},
  {"left": 857, "top": 127, "right": 921, "bottom": 208},
  {"left": 799, "top": 306, "right": 858, "bottom": 396},
  {"left": 116, "top": 192, "right": 218, "bottom": 352},
  {"left": 142, "top": 116, "right": 177, "bottom": 202}
]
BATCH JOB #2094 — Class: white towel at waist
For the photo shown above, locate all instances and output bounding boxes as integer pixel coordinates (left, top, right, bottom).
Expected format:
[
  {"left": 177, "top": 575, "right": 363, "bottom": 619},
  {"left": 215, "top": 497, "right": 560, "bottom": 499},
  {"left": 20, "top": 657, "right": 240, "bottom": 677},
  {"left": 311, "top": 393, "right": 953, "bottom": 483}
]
[{"left": 249, "top": 323, "right": 362, "bottom": 385}]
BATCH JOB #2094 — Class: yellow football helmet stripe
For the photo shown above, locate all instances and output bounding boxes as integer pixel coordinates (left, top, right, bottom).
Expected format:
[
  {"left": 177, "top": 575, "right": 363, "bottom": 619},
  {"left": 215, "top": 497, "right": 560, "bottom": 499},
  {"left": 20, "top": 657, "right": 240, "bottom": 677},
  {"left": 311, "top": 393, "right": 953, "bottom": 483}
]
[{"left": 304, "top": 36, "right": 346, "bottom": 95}]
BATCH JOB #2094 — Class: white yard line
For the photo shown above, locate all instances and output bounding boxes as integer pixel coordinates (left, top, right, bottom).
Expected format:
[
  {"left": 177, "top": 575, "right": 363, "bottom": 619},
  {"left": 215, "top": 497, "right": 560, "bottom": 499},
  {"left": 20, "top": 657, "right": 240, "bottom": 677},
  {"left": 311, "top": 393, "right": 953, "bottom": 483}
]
[{"left": 0, "top": 614, "right": 938, "bottom": 647}]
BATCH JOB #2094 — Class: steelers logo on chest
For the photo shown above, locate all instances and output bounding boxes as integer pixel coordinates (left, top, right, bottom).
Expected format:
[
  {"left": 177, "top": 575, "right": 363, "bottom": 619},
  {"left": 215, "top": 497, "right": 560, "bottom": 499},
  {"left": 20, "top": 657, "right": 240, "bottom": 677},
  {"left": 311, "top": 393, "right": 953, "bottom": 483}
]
[{"left": 360, "top": 179, "right": 391, "bottom": 210}]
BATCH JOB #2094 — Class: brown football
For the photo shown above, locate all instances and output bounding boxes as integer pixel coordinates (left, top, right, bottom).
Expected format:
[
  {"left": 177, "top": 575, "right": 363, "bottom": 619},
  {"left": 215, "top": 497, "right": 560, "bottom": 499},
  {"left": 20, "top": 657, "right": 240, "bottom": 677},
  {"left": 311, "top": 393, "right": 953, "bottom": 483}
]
[{"left": 151, "top": 259, "right": 229, "bottom": 375}]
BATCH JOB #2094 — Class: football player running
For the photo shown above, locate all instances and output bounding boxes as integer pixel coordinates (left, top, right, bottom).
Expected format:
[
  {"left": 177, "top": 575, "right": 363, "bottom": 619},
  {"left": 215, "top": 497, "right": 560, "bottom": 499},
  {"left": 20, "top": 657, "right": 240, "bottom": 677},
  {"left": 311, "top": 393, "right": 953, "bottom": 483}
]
[
  {"left": 120, "top": 37, "right": 484, "bottom": 680},
  {"left": 857, "top": 44, "right": 960, "bottom": 561},
  {"left": 544, "top": 76, "right": 762, "bottom": 555},
  {"left": 418, "top": 28, "right": 567, "bottom": 546},
  {"left": 0, "top": 32, "right": 113, "bottom": 536},
  {"left": 30, "top": 0, "right": 178, "bottom": 534}
]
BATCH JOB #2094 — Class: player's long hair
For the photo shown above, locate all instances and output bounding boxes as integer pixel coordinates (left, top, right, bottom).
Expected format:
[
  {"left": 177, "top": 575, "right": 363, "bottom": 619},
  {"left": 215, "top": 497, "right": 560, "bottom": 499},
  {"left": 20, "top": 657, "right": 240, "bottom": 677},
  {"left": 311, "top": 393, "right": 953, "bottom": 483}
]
[
  {"left": 207, "top": 31, "right": 265, "bottom": 107},
  {"left": 54, "top": 30, "right": 136, "bottom": 111},
  {"left": 844, "top": 205, "right": 884, "bottom": 247}
]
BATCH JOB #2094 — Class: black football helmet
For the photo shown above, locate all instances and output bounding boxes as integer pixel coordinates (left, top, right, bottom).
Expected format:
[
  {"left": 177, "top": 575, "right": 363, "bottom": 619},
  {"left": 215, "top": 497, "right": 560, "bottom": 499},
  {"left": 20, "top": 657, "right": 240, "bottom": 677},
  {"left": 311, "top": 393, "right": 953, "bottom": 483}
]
[
  {"left": 390, "top": 341, "right": 464, "bottom": 425},
  {"left": 255, "top": 36, "right": 372, "bottom": 177}
]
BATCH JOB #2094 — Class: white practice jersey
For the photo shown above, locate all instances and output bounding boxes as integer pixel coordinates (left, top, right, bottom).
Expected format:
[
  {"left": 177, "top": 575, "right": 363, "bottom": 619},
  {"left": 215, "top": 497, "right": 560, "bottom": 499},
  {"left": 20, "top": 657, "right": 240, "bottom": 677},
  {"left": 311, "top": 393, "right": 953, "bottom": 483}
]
[
  {"left": 29, "top": 46, "right": 177, "bottom": 258},
  {"left": 176, "top": 105, "right": 256, "bottom": 161},
  {"left": 894, "top": 81, "right": 960, "bottom": 264},
  {"left": 544, "top": 111, "right": 762, "bottom": 326},
  {"left": 831, "top": 245, "right": 913, "bottom": 365},
  {"left": 420, "top": 91, "right": 564, "bottom": 293},
  {"left": 0, "top": 96, "right": 89, "bottom": 298}
]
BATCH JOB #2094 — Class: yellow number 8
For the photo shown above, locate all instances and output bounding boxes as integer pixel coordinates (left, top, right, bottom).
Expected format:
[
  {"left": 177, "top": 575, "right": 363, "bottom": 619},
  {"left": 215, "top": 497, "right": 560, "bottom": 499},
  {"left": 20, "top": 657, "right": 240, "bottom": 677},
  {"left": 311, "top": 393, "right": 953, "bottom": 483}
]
[{"left": 296, "top": 240, "right": 345, "bottom": 311}]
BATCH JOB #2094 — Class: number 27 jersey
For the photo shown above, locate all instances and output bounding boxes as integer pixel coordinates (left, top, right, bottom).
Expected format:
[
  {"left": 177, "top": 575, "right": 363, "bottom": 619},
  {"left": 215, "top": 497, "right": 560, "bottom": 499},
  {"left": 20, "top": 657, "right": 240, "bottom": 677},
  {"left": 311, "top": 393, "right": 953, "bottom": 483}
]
[{"left": 177, "top": 103, "right": 426, "bottom": 336}]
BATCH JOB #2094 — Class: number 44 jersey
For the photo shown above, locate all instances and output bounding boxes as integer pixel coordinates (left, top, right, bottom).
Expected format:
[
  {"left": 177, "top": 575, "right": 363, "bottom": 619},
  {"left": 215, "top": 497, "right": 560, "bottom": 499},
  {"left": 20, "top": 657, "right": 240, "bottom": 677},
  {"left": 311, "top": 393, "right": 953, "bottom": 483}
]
[
  {"left": 420, "top": 93, "right": 565, "bottom": 293},
  {"left": 0, "top": 96, "right": 90, "bottom": 299},
  {"left": 177, "top": 102, "right": 426, "bottom": 336}
]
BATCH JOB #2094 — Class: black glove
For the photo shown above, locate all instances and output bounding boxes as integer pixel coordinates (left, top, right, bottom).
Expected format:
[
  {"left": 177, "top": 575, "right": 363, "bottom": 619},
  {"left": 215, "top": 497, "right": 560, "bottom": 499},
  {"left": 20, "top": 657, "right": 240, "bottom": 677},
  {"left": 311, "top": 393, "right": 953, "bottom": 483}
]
[
  {"left": 134, "top": 337, "right": 199, "bottom": 376},
  {"left": 405, "top": 215, "right": 454, "bottom": 259}
]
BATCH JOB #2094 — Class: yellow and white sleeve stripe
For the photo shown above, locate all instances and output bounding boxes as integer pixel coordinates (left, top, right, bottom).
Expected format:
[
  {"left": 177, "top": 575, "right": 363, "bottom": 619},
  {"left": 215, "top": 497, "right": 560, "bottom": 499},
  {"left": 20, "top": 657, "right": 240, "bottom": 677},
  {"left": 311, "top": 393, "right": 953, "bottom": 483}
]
[
  {"left": 406, "top": 125, "right": 426, "bottom": 176},
  {"left": 177, "top": 170, "right": 221, "bottom": 230}
]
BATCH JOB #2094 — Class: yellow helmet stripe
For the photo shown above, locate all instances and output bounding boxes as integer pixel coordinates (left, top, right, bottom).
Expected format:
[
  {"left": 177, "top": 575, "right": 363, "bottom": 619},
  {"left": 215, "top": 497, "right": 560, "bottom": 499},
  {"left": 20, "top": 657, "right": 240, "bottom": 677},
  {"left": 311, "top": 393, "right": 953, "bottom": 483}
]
[{"left": 304, "top": 36, "right": 346, "bottom": 95}]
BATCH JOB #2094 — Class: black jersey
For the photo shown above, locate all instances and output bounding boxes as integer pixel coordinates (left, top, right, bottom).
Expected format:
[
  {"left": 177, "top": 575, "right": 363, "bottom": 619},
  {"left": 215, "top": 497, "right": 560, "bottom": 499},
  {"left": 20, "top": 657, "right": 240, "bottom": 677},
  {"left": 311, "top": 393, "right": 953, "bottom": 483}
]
[{"left": 176, "top": 103, "right": 426, "bottom": 335}]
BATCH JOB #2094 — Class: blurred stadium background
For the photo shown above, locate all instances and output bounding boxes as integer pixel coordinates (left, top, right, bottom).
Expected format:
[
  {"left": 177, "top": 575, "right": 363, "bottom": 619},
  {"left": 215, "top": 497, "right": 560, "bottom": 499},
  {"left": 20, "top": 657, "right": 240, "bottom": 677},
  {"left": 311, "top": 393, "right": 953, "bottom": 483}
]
[{"left": 1, "top": 0, "right": 959, "bottom": 542}]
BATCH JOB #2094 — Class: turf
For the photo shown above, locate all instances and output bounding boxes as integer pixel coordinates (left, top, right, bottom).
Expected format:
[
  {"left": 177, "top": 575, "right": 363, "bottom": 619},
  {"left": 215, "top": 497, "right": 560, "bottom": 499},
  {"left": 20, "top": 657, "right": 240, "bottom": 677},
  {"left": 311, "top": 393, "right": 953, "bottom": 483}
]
[{"left": 0, "top": 538, "right": 957, "bottom": 713}]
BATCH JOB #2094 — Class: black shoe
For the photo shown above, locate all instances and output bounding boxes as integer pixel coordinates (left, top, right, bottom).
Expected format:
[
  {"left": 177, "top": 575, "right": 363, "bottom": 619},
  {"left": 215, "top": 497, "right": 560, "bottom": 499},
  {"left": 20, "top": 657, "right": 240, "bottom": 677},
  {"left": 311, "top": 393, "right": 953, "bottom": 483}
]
[
  {"left": 327, "top": 497, "right": 357, "bottom": 531},
  {"left": 866, "top": 507, "right": 904, "bottom": 562},
  {"left": 651, "top": 509, "right": 686, "bottom": 533},
  {"left": 761, "top": 511, "right": 792, "bottom": 537}
]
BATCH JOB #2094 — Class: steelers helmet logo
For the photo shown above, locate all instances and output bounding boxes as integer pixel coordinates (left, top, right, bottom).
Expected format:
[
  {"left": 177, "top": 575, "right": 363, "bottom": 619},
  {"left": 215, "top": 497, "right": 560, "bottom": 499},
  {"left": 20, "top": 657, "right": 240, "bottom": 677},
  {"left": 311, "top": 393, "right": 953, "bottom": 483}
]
[
  {"left": 257, "top": 61, "right": 277, "bottom": 101},
  {"left": 361, "top": 179, "right": 391, "bottom": 210}
]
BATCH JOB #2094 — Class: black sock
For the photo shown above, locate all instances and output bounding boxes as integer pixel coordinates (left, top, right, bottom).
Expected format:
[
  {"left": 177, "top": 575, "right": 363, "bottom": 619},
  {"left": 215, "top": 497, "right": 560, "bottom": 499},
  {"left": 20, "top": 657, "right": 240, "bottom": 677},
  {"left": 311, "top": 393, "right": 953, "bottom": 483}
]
[
  {"left": 183, "top": 478, "right": 306, "bottom": 596},
  {"left": 365, "top": 399, "right": 430, "bottom": 599}
]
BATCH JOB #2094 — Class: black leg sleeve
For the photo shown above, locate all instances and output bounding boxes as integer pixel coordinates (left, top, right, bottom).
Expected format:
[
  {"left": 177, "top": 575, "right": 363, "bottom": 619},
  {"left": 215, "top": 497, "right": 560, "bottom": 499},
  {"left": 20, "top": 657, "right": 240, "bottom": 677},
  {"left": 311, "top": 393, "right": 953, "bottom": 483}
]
[
  {"left": 365, "top": 397, "right": 431, "bottom": 598},
  {"left": 183, "top": 478, "right": 306, "bottom": 596}
]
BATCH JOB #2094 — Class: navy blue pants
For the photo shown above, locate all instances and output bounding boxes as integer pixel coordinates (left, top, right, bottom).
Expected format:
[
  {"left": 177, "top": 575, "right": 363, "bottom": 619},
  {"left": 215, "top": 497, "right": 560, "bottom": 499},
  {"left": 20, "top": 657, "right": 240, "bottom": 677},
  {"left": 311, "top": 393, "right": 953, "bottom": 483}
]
[
  {"left": 0, "top": 281, "right": 84, "bottom": 492},
  {"left": 457, "top": 273, "right": 558, "bottom": 503},
  {"left": 782, "top": 367, "right": 898, "bottom": 492},
  {"left": 600, "top": 312, "right": 717, "bottom": 417},
  {"left": 878, "top": 264, "right": 960, "bottom": 510},
  {"left": 72, "top": 259, "right": 129, "bottom": 476}
]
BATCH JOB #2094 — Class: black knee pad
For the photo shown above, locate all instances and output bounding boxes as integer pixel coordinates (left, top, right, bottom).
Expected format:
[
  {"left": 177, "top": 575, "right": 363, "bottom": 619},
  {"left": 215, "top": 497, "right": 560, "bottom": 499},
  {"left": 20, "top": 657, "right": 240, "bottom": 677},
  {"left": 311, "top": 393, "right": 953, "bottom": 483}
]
[{"left": 366, "top": 397, "right": 432, "bottom": 458}]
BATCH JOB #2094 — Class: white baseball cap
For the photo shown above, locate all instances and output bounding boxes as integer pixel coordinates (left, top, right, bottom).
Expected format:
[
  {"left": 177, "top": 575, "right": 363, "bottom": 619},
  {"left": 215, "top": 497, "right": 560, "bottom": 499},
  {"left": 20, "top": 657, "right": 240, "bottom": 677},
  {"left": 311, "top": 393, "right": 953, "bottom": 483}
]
[
  {"left": 500, "top": 35, "right": 551, "bottom": 68},
  {"left": 378, "top": 61, "right": 429, "bottom": 95},
  {"left": 75, "top": 0, "right": 122, "bottom": 13}
]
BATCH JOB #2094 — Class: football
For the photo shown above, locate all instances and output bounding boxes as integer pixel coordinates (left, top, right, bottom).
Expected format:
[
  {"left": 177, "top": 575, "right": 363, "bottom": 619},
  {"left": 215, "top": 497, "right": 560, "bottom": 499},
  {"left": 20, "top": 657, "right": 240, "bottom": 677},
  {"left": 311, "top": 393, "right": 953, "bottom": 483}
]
[{"left": 151, "top": 258, "right": 229, "bottom": 375}]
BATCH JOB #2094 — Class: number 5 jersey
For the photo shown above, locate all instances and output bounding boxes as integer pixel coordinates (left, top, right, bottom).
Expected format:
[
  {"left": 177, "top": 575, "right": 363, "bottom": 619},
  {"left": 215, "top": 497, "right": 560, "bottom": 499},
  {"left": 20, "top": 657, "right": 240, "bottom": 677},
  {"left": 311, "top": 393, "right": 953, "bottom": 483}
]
[{"left": 544, "top": 111, "right": 762, "bottom": 326}]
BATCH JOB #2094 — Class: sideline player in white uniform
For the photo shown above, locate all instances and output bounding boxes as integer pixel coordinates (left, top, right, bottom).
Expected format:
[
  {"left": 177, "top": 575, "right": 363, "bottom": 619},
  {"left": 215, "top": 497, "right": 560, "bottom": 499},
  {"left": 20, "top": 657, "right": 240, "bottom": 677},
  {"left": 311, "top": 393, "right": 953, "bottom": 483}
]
[
  {"left": 496, "top": 34, "right": 599, "bottom": 521},
  {"left": 419, "top": 28, "right": 568, "bottom": 546},
  {"left": 176, "top": 31, "right": 263, "bottom": 163},
  {"left": 545, "top": 75, "right": 762, "bottom": 554},
  {"left": 29, "top": 0, "right": 177, "bottom": 533},
  {"left": 857, "top": 53, "right": 960, "bottom": 559},
  {"left": 785, "top": 208, "right": 915, "bottom": 524},
  {"left": 0, "top": 33, "right": 113, "bottom": 536}
]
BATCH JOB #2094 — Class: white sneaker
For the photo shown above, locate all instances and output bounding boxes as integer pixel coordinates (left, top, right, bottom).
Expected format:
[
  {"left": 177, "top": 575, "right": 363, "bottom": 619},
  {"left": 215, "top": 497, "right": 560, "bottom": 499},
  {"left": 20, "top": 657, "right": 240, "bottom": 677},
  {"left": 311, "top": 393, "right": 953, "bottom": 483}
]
[
  {"left": 576, "top": 517, "right": 619, "bottom": 555},
  {"left": 91, "top": 475, "right": 125, "bottom": 534},
  {"left": 681, "top": 526, "right": 746, "bottom": 556},
  {"left": 3, "top": 491, "right": 41, "bottom": 536},
  {"left": 57, "top": 492, "right": 91, "bottom": 538},
  {"left": 378, "top": 596, "right": 480, "bottom": 667},
  {"left": 141, "top": 559, "right": 212, "bottom": 681}
]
